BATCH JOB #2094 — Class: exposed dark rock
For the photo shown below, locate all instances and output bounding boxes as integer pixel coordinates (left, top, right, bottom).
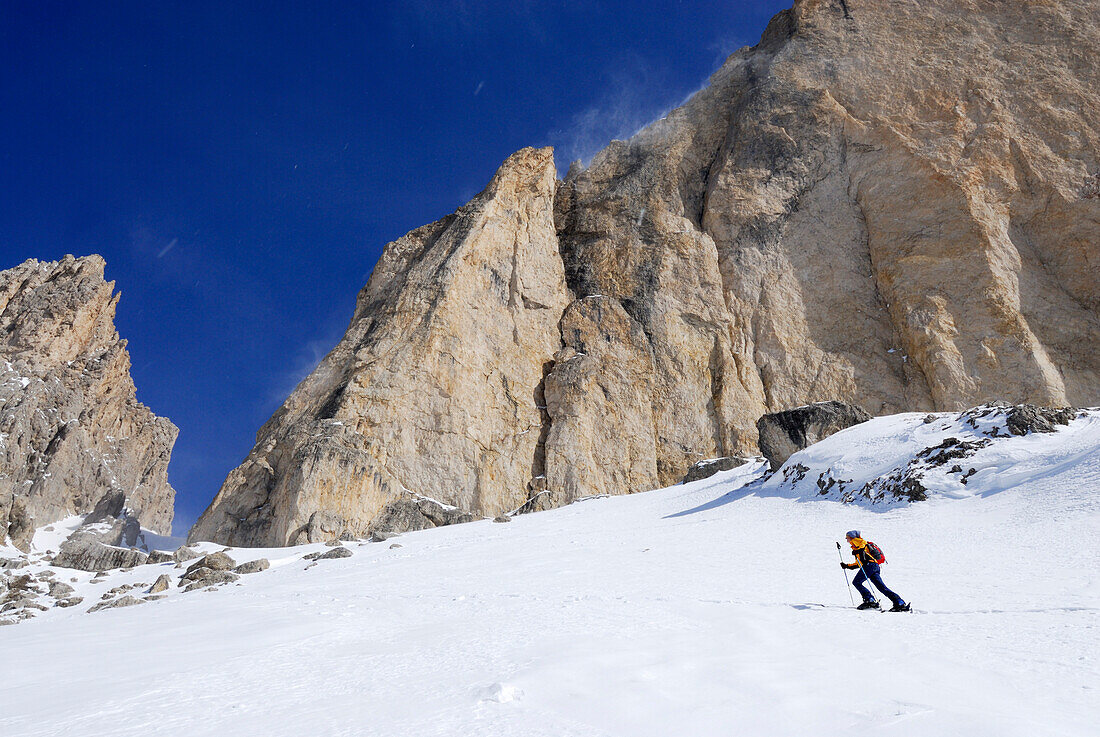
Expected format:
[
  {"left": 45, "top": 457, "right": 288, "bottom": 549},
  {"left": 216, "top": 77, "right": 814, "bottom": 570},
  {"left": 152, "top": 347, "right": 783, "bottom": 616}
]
[
  {"left": 816, "top": 403, "right": 1084, "bottom": 503},
  {"left": 868, "top": 473, "right": 928, "bottom": 503},
  {"left": 961, "top": 403, "right": 1077, "bottom": 437},
  {"left": 120, "top": 516, "right": 142, "bottom": 547},
  {"left": 317, "top": 547, "right": 352, "bottom": 560},
  {"left": 87, "top": 490, "right": 126, "bottom": 524},
  {"left": 814, "top": 473, "right": 855, "bottom": 497},
  {"left": 1004, "top": 405, "right": 1077, "bottom": 436},
  {"left": 0, "top": 582, "right": 40, "bottom": 609},
  {"left": 917, "top": 437, "right": 992, "bottom": 466},
  {"left": 783, "top": 463, "right": 810, "bottom": 485},
  {"left": 756, "top": 402, "right": 872, "bottom": 471}
]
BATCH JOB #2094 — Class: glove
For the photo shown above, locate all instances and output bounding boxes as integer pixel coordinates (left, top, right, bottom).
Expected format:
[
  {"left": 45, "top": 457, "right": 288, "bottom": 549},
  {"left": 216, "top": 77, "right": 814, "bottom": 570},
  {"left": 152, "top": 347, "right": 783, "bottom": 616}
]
[{"left": 840, "top": 562, "right": 848, "bottom": 569}]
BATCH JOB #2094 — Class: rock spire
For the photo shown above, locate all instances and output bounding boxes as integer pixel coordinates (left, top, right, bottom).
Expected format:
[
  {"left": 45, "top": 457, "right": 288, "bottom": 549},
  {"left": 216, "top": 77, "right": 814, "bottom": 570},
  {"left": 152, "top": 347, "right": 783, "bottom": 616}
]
[{"left": 1, "top": 255, "right": 177, "bottom": 550}]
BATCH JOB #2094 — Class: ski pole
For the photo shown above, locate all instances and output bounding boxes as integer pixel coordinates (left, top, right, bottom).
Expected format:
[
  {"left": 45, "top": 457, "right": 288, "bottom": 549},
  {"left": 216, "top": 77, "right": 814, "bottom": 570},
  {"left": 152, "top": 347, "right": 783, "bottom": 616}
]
[
  {"left": 852, "top": 549, "right": 879, "bottom": 606},
  {"left": 837, "top": 542, "right": 855, "bottom": 606}
]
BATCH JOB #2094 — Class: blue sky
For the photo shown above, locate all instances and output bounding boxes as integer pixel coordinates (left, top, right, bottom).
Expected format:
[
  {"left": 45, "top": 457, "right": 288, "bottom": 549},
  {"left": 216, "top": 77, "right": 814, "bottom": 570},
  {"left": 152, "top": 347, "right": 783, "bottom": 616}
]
[{"left": 0, "top": 1, "right": 789, "bottom": 533}]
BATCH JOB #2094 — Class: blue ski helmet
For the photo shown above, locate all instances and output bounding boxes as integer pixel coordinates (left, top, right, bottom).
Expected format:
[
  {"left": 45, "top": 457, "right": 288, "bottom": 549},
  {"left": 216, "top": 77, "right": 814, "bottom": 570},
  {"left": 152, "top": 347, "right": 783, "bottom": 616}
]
[{"left": 845, "top": 530, "right": 860, "bottom": 540}]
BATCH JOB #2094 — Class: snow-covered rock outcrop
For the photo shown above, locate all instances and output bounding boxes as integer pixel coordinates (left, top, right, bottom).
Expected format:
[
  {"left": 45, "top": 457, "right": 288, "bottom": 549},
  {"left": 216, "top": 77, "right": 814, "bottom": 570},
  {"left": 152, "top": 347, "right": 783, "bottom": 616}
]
[{"left": 760, "top": 404, "right": 1096, "bottom": 505}]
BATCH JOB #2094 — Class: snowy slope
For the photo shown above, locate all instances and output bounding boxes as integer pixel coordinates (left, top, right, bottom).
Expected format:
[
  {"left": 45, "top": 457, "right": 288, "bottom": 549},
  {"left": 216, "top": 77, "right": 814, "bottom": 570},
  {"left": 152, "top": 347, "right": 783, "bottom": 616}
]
[{"left": 2, "top": 414, "right": 1099, "bottom": 737}]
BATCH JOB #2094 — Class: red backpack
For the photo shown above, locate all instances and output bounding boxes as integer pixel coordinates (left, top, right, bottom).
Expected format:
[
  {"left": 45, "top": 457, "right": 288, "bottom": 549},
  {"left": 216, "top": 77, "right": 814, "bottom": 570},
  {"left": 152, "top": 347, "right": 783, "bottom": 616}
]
[{"left": 865, "top": 541, "right": 887, "bottom": 564}]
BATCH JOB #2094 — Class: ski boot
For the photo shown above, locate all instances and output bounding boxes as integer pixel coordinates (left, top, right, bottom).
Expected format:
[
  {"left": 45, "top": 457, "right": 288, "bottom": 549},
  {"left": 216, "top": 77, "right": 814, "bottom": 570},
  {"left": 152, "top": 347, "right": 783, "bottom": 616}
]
[
  {"left": 888, "top": 602, "right": 911, "bottom": 612},
  {"left": 856, "top": 600, "right": 880, "bottom": 610}
]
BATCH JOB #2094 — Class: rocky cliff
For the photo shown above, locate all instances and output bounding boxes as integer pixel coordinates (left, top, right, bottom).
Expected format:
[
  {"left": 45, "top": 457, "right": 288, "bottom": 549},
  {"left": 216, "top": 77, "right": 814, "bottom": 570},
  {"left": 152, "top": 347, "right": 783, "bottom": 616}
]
[
  {"left": 0, "top": 255, "right": 177, "bottom": 550},
  {"left": 192, "top": 0, "right": 1100, "bottom": 546}
]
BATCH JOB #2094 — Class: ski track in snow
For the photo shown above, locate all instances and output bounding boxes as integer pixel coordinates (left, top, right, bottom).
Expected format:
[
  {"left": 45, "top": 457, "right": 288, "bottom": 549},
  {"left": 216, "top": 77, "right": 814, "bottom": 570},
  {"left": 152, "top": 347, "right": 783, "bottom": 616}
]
[{"left": 2, "top": 420, "right": 1099, "bottom": 736}]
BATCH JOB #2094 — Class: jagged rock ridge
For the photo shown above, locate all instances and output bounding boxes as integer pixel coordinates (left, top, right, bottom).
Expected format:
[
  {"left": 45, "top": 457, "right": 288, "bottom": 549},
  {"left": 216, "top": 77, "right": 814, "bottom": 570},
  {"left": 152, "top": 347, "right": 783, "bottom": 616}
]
[
  {"left": 0, "top": 255, "right": 177, "bottom": 550},
  {"left": 193, "top": 0, "right": 1100, "bottom": 546}
]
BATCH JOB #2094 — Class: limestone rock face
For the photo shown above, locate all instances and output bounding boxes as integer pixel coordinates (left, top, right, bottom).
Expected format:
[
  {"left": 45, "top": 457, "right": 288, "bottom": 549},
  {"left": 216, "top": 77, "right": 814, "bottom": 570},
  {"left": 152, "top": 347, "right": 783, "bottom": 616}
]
[
  {"left": 556, "top": 0, "right": 1100, "bottom": 474},
  {"left": 190, "top": 148, "right": 573, "bottom": 546},
  {"left": 0, "top": 256, "right": 177, "bottom": 550},
  {"left": 543, "top": 296, "right": 659, "bottom": 506},
  {"left": 193, "top": 0, "right": 1100, "bottom": 546}
]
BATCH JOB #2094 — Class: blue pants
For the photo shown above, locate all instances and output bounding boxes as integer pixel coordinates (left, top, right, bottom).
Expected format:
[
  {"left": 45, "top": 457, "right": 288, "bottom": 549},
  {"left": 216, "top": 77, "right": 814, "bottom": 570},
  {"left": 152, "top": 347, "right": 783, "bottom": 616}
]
[{"left": 853, "top": 562, "right": 904, "bottom": 606}]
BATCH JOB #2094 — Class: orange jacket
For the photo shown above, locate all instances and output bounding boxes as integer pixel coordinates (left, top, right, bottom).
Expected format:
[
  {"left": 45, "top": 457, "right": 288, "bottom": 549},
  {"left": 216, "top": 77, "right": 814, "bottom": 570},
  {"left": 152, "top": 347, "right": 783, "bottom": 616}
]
[{"left": 842, "top": 537, "right": 878, "bottom": 569}]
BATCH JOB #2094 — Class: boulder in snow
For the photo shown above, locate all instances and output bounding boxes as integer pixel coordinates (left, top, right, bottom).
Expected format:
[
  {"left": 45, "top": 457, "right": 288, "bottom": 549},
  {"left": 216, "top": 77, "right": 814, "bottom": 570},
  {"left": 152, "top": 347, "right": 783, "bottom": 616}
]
[
  {"left": 52, "top": 534, "right": 149, "bottom": 572},
  {"left": 370, "top": 496, "right": 477, "bottom": 537},
  {"left": 234, "top": 559, "right": 270, "bottom": 574},
  {"left": 756, "top": 402, "right": 871, "bottom": 471},
  {"left": 87, "top": 595, "right": 145, "bottom": 613},
  {"left": 172, "top": 546, "right": 202, "bottom": 563},
  {"left": 185, "top": 552, "right": 235, "bottom": 573},
  {"left": 181, "top": 570, "right": 238, "bottom": 592},
  {"left": 148, "top": 574, "right": 171, "bottom": 594},
  {"left": 145, "top": 550, "right": 173, "bottom": 565}
]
